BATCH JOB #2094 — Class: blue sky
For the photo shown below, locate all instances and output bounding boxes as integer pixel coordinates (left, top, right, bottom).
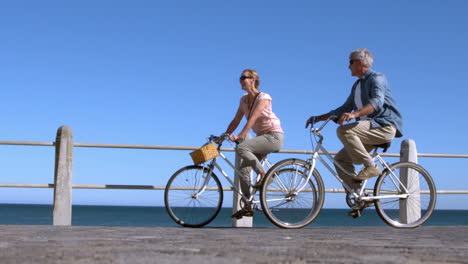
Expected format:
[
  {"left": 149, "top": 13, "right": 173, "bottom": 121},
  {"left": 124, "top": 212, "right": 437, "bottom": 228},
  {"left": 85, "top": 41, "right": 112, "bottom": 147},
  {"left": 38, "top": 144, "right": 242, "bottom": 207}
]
[{"left": 0, "top": 1, "right": 467, "bottom": 209}]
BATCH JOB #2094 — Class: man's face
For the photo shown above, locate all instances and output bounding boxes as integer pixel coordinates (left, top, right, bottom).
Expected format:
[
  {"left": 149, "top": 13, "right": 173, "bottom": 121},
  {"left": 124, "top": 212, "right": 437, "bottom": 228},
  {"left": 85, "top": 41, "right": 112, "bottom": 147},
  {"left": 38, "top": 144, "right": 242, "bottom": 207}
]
[{"left": 348, "top": 58, "right": 361, "bottom": 77}]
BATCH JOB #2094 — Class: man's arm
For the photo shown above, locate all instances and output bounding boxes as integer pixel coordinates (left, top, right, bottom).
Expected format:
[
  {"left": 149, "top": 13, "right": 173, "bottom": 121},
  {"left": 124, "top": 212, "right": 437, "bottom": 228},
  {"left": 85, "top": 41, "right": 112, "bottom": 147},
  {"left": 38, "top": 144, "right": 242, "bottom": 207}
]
[
  {"left": 367, "top": 75, "right": 387, "bottom": 112},
  {"left": 305, "top": 92, "right": 354, "bottom": 128},
  {"left": 337, "top": 103, "right": 375, "bottom": 125}
]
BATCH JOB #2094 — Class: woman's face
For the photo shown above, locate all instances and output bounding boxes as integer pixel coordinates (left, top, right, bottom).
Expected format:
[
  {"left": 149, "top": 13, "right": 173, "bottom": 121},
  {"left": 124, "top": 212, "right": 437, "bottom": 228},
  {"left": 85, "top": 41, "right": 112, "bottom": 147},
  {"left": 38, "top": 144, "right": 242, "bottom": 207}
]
[{"left": 239, "top": 71, "right": 256, "bottom": 90}]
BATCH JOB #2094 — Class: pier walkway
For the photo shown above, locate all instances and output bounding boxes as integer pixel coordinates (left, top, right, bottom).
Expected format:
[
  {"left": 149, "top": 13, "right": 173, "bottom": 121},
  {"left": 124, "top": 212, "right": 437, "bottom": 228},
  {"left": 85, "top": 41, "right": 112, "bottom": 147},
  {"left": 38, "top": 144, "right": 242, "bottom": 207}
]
[{"left": 0, "top": 225, "right": 467, "bottom": 263}]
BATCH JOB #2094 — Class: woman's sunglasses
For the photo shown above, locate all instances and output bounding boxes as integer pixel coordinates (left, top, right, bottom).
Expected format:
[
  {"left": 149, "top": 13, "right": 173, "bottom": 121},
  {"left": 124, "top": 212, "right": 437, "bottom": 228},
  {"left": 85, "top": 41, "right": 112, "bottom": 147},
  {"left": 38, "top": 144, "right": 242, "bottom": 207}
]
[{"left": 240, "top": 76, "right": 253, "bottom": 81}]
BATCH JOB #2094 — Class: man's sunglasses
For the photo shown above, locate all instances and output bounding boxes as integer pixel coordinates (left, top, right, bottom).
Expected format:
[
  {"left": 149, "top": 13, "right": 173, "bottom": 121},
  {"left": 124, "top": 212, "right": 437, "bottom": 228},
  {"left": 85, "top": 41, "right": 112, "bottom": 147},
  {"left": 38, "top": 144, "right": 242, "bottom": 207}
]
[
  {"left": 349, "top": 60, "right": 359, "bottom": 65},
  {"left": 240, "top": 76, "right": 253, "bottom": 81}
]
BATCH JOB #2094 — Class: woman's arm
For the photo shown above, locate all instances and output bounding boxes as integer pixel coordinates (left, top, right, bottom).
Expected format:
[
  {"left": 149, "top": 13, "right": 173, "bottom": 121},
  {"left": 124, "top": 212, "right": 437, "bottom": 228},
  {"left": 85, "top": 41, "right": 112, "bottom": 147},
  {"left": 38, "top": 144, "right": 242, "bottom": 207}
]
[{"left": 224, "top": 105, "right": 244, "bottom": 135}]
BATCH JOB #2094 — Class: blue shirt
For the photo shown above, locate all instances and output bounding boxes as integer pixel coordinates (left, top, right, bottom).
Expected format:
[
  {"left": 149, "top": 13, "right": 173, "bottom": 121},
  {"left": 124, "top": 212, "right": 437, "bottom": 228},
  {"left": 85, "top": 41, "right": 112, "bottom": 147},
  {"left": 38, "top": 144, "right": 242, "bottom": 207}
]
[{"left": 330, "top": 69, "right": 403, "bottom": 137}]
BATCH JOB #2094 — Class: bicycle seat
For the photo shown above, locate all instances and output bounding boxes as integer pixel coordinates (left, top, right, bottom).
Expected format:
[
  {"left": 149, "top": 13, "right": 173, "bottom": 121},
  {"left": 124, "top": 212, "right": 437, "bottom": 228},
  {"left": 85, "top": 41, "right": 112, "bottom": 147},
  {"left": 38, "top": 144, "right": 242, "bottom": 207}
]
[{"left": 372, "top": 142, "right": 391, "bottom": 152}]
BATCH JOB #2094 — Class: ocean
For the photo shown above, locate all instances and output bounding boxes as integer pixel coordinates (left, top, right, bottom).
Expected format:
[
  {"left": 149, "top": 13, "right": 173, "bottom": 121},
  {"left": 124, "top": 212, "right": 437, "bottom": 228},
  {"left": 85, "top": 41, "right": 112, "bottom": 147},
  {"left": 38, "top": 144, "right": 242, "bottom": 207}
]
[{"left": 1, "top": 204, "right": 467, "bottom": 227}]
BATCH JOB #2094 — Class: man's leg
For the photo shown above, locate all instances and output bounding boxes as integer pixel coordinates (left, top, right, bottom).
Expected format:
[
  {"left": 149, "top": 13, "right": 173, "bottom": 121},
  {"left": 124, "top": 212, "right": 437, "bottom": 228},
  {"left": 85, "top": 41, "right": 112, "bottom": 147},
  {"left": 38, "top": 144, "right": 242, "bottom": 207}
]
[
  {"left": 337, "top": 121, "right": 396, "bottom": 180},
  {"left": 334, "top": 148, "right": 360, "bottom": 191}
]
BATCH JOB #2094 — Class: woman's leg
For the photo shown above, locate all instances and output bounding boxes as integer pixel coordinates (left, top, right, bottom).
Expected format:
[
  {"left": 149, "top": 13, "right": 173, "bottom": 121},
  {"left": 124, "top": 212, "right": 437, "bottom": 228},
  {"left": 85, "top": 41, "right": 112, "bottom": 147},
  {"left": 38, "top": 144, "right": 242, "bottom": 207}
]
[{"left": 237, "top": 133, "right": 284, "bottom": 184}]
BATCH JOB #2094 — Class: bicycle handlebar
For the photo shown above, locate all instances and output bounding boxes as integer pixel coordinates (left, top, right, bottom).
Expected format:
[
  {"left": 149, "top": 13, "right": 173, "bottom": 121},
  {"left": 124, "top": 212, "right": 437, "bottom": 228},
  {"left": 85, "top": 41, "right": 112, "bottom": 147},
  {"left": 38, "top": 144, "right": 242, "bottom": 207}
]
[
  {"left": 208, "top": 134, "right": 230, "bottom": 146},
  {"left": 310, "top": 115, "right": 338, "bottom": 133}
]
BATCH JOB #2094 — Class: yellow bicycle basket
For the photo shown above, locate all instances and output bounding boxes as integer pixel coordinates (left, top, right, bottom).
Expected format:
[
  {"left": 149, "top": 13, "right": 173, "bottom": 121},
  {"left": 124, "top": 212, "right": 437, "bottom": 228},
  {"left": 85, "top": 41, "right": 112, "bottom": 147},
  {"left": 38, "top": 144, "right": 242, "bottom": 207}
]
[{"left": 190, "top": 143, "right": 220, "bottom": 165}]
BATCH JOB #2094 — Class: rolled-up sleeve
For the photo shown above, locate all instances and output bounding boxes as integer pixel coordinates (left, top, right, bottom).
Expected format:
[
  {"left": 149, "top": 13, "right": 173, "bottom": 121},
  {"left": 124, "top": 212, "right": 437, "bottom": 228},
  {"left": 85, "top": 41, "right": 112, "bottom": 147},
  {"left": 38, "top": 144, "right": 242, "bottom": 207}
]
[{"left": 367, "top": 75, "right": 386, "bottom": 112}]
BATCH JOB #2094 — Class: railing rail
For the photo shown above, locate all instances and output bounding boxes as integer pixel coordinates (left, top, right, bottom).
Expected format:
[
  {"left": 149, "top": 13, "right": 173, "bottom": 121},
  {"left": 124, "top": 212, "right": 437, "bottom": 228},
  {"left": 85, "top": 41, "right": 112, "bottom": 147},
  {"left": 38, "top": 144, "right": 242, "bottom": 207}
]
[
  {"left": 1, "top": 134, "right": 467, "bottom": 226},
  {"left": 1, "top": 140, "right": 467, "bottom": 158},
  {"left": 1, "top": 140, "right": 467, "bottom": 193},
  {"left": 1, "top": 183, "right": 468, "bottom": 194}
]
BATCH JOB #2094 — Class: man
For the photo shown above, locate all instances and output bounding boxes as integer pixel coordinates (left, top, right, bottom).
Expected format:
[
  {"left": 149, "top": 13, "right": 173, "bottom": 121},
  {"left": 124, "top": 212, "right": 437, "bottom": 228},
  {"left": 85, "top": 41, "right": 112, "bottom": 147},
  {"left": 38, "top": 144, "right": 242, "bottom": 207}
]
[{"left": 306, "top": 48, "right": 403, "bottom": 194}]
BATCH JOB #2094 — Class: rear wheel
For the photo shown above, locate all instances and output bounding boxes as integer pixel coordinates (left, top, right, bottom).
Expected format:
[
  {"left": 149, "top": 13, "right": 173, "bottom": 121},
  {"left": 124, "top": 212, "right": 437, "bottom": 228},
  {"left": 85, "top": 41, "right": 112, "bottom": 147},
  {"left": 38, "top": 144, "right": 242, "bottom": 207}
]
[
  {"left": 260, "top": 159, "right": 325, "bottom": 228},
  {"left": 164, "top": 165, "right": 223, "bottom": 227},
  {"left": 374, "top": 162, "right": 436, "bottom": 228}
]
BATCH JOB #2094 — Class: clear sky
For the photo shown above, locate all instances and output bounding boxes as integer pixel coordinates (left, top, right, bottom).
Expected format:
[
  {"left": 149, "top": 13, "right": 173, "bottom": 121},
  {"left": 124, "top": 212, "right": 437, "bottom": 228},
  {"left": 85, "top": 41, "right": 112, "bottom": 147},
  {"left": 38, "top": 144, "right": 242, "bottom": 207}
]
[{"left": 1, "top": 0, "right": 467, "bottom": 209}]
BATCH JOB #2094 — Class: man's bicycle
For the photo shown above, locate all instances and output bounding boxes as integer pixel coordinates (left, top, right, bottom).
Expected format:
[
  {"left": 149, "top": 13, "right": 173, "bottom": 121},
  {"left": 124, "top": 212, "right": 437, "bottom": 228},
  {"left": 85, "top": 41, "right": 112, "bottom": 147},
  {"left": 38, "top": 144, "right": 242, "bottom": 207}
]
[
  {"left": 258, "top": 116, "right": 437, "bottom": 229},
  {"left": 164, "top": 134, "right": 272, "bottom": 227}
]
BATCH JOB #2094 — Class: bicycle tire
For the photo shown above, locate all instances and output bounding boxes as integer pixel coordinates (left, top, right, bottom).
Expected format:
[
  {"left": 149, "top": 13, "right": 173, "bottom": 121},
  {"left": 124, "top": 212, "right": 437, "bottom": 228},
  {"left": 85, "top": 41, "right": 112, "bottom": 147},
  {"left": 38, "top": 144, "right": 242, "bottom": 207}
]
[
  {"left": 164, "top": 165, "right": 223, "bottom": 227},
  {"left": 260, "top": 158, "right": 325, "bottom": 229},
  {"left": 374, "top": 161, "right": 437, "bottom": 228}
]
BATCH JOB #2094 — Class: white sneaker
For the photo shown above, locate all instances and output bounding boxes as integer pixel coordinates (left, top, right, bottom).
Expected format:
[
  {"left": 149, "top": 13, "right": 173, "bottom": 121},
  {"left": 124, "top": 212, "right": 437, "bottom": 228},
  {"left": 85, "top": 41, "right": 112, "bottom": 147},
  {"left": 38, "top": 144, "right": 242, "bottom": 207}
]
[{"left": 355, "top": 165, "right": 381, "bottom": 181}]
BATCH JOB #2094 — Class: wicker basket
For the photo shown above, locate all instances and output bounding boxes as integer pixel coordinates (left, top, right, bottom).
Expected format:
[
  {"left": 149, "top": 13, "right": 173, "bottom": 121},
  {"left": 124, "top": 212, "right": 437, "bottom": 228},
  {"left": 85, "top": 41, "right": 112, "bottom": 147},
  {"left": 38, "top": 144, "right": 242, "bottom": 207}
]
[{"left": 190, "top": 143, "right": 220, "bottom": 165}]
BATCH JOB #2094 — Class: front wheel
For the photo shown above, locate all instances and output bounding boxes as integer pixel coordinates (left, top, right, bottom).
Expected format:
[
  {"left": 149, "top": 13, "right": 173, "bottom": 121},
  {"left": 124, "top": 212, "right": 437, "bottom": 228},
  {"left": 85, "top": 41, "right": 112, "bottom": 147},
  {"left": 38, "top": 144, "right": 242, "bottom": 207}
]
[
  {"left": 164, "top": 165, "right": 223, "bottom": 227},
  {"left": 260, "top": 158, "right": 325, "bottom": 229},
  {"left": 374, "top": 162, "right": 436, "bottom": 228}
]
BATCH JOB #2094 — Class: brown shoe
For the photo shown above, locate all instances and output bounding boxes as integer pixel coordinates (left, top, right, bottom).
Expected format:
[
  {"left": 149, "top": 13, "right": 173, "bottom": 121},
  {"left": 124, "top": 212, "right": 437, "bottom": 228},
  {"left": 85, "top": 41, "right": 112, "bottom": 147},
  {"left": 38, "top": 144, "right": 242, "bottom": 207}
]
[
  {"left": 347, "top": 209, "right": 363, "bottom": 218},
  {"left": 355, "top": 165, "right": 381, "bottom": 181},
  {"left": 231, "top": 207, "right": 253, "bottom": 219}
]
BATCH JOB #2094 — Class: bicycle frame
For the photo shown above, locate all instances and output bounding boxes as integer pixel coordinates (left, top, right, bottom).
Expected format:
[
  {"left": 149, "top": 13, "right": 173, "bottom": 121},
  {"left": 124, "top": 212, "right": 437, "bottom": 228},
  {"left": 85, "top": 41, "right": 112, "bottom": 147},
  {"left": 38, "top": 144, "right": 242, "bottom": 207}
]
[
  {"left": 197, "top": 150, "right": 273, "bottom": 204},
  {"left": 298, "top": 118, "right": 410, "bottom": 201}
]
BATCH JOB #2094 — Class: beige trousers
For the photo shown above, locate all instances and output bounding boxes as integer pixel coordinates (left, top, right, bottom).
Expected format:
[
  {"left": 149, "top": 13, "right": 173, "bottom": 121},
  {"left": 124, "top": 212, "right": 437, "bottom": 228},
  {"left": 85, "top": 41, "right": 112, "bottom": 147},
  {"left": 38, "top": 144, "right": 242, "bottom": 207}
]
[
  {"left": 334, "top": 121, "right": 396, "bottom": 190},
  {"left": 236, "top": 132, "right": 284, "bottom": 197}
]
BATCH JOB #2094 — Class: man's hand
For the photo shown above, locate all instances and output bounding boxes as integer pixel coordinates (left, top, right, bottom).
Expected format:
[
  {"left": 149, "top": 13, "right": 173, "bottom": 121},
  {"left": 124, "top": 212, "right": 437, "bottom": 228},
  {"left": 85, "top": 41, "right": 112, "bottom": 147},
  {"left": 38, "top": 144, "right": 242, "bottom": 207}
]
[
  {"left": 305, "top": 116, "right": 317, "bottom": 128},
  {"left": 338, "top": 112, "right": 358, "bottom": 125}
]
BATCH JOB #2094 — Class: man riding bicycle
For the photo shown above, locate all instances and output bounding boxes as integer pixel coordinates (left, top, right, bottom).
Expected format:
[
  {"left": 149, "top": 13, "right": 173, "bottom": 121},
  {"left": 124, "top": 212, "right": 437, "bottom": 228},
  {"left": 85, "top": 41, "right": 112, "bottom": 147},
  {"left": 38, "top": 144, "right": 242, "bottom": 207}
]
[{"left": 306, "top": 48, "right": 403, "bottom": 201}]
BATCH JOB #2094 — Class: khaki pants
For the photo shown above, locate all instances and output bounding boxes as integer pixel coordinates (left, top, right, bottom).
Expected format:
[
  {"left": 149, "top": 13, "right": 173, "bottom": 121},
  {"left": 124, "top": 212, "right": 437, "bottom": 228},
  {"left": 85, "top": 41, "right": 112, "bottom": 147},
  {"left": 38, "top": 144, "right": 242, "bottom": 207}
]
[{"left": 334, "top": 121, "right": 396, "bottom": 190}]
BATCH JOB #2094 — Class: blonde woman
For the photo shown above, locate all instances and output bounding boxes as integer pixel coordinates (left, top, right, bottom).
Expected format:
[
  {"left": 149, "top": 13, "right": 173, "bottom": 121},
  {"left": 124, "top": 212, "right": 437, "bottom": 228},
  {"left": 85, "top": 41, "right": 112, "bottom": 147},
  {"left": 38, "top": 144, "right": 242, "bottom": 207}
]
[{"left": 224, "top": 69, "right": 284, "bottom": 218}]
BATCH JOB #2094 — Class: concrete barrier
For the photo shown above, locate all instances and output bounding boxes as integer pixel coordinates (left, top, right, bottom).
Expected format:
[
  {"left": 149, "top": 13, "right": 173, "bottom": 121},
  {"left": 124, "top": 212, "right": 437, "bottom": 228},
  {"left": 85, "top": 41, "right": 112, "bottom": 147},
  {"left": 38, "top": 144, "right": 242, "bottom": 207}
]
[
  {"left": 53, "top": 126, "right": 73, "bottom": 226},
  {"left": 400, "top": 139, "right": 421, "bottom": 223}
]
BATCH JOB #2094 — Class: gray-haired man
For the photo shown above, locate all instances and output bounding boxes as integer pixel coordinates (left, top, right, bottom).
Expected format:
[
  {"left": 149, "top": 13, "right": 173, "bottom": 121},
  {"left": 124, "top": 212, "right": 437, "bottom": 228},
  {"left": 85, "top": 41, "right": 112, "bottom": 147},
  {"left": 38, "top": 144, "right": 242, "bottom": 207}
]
[{"left": 306, "top": 48, "right": 403, "bottom": 195}]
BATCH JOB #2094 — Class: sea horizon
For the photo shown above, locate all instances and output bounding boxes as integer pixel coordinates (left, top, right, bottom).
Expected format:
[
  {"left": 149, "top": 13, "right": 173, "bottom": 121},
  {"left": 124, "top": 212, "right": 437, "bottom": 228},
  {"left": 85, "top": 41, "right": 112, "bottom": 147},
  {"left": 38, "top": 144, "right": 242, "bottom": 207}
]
[{"left": 1, "top": 203, "right": 467, "bottom": 228}]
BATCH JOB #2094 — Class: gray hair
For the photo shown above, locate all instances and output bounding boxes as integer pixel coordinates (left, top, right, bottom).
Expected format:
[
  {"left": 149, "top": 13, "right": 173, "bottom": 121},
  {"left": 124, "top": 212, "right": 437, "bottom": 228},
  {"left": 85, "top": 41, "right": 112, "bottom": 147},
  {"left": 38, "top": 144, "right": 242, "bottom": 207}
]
[{"left": 350, "top": 48, "right": 374, "bottom": 68}]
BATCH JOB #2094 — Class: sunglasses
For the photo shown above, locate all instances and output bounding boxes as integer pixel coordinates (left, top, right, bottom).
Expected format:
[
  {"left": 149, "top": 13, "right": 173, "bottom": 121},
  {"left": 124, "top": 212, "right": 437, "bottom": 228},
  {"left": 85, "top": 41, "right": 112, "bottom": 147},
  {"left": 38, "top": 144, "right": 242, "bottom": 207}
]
[
  {"left": 349, "top": 60, "right": 358, "bottom": 65},
  {"left": 239, "top": 76, "right": 253, "bottom": 81}
]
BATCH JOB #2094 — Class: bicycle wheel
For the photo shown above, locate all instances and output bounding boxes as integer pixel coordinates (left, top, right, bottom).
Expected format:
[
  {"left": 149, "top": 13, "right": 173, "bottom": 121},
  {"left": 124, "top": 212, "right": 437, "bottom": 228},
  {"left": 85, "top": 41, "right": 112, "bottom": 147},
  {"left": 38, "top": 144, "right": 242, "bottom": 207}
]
[
  {"left": 260, "top": 158, "right": 325, "bottom": 229},
  {"left": 374, "top": 161, "right": 436, "bottom": 228},
  {"left": 164, "top": 165, "right": 223, "bottom": 227}
]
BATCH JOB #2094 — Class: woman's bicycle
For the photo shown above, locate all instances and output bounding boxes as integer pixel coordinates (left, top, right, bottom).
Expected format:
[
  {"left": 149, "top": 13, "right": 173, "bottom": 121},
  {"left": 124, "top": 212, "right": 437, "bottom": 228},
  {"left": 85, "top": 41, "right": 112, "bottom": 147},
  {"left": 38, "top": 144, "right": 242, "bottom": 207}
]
[
  {"left": 258, "top": 116, "right": 437, "bottom": 229},
  {"left": 164, "top": 134, "right": 272, "bottom": 227}
]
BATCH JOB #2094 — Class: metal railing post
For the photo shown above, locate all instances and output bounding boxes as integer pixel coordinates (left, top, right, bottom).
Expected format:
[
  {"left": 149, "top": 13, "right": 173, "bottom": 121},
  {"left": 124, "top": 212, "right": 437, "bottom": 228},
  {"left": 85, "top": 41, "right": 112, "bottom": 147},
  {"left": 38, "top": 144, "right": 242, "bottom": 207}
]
[
  {"left": 53, "top": 126, "right": 74, "bottom": 226},
  {"left": 400, "top": 139, "right": 421, "bottom": 223},
  {"left": 232, "top": 133, "right": 253, "bottom": 227}
]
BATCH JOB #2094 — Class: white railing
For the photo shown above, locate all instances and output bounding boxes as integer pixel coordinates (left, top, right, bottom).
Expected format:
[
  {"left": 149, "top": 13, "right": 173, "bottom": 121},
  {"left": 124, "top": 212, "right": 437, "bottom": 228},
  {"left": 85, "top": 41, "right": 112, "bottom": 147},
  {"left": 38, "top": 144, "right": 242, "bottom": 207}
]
[
  {"left": 1, "top": 141, "right": 467, "bottom": 193},
  {"left": 0, "top": 126, "right": 467, "bottom": 226},
  {"left": 2, "top": 141, "right": 467, "bottom": 193}
]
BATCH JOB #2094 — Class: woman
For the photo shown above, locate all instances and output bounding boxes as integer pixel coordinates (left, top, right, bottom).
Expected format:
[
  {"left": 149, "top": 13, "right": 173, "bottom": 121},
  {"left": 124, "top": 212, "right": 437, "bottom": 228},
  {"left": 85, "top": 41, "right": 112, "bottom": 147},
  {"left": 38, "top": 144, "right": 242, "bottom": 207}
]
[{"left": 224, "top": 69, "right": 284, "bottom": 217}]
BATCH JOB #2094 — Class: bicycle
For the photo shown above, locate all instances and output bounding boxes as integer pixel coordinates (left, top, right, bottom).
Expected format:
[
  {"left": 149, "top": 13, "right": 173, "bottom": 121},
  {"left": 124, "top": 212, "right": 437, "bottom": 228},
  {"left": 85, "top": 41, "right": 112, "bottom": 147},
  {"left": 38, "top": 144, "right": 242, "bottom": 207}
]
[
  {"left": 164, "top": 134, "right": 274, "bottom": 227},
  {"left": 259, "top": 116, "right": 437, "bottom": 229}
]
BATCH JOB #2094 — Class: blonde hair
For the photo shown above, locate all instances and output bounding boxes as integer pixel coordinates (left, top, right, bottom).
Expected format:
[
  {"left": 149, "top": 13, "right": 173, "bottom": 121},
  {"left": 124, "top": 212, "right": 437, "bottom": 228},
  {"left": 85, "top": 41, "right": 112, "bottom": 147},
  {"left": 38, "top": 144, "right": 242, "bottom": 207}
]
[{"left": 242, "top": 69, "right": 260, "bottom": 89}]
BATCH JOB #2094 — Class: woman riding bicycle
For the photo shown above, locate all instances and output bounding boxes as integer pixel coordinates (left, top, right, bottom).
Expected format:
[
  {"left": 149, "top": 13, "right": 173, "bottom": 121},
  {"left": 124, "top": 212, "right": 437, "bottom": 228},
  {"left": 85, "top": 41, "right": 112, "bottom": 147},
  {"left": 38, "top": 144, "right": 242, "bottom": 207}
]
[{"left": 223, "top": 69, "right": 284, "bottom": 218}]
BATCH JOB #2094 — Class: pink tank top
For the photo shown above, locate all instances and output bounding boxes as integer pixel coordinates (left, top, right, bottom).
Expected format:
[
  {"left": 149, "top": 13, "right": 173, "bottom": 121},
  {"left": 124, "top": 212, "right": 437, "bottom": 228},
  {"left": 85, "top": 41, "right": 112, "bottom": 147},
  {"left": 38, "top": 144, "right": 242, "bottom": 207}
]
[{"left": 239, "top": 92, "right": 284, "bottom": 135}]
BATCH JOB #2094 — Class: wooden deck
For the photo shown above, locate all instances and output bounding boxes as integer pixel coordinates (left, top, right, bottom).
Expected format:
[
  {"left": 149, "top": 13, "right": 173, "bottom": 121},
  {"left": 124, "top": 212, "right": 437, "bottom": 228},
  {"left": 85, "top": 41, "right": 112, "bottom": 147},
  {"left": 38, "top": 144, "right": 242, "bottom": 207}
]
[{"left": 0, "top": 225, "right": 467, "bottom": 263}]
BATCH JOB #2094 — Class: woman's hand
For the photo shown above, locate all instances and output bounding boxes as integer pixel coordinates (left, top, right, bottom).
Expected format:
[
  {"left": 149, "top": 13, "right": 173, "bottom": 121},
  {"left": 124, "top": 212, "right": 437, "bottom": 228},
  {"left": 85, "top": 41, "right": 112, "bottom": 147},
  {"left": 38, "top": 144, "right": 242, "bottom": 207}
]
[{"left": 229, "top": 134, "right": 240, "bottom": 142}]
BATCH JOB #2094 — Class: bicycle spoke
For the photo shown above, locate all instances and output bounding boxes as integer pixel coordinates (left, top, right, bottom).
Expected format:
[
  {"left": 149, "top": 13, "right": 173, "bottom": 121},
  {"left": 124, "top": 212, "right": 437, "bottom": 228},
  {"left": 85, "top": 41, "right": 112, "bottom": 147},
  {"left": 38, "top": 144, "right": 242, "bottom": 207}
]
[
  {"left": 165, "top": 166, "right": 223, "bottom": 227},
  {"left": 374, "top": 162, "right": 436, "bottom": 228},
  {"left": 261, "top": 159, "right": 324, "bottom": 229}
]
